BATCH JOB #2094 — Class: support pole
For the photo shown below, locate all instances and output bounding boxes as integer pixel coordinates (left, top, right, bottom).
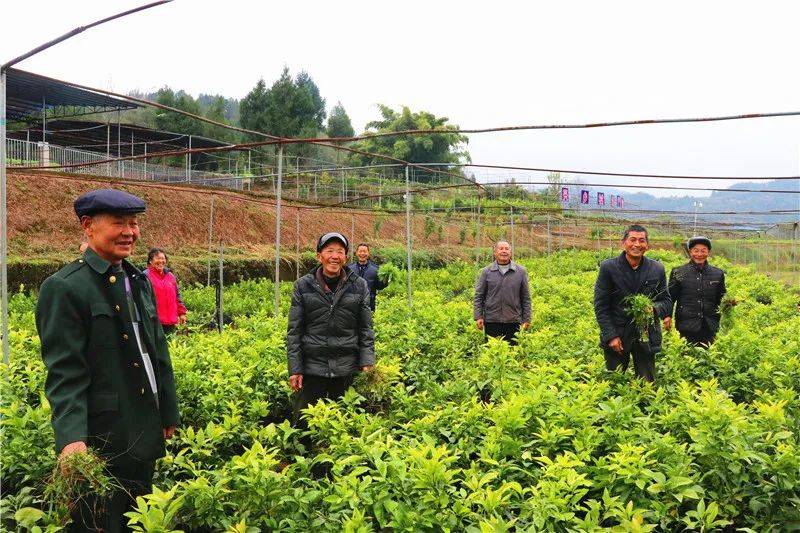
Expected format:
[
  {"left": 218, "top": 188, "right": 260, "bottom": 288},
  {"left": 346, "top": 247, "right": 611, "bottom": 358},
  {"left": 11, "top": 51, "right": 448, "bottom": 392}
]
[
  {"left": 1, "top": 69, "right": 8, "bottom": 363},
  {"left": 106, "top": 122, "right": 110, "bottom": 177},
  {"left": 218, "top": 243, "right": 224, "bottom": 333},
  {"left": 42, "top": 96, "right": 46, "bottom": 143},
  {"left": 295, "top": 208, "right": 300, "bottom": 281},
  {"left": 117, "top": 111, "right": 121, "bottom": 177},
  {"left": 405, "top": 165, "right": 412, "bottom": 309},
  {"left": 206, "top": 197, "right": 215, "bottom": 285},
  {"left": 351, "top": 213, "right": 356, "bottom": 261},
  {"left": 186, "top": 135, "right": 192, "bottom": 182},
  {"left": 546, "top": 215, "right": 552, "bottom": 276},
  {"left": 476, "top": 196, "right": 482, "bottom": 264},
  {"left": 274, "top": 145, "right": 283, "bottom": 318},
  {"left": 510, "top": 208, "right": 515, "bottom": 255}
]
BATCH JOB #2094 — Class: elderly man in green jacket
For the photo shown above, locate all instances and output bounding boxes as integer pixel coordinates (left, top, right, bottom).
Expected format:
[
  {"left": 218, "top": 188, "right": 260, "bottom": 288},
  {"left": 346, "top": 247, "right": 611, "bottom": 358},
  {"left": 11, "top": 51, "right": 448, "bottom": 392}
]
[{"left": 36, "top": 189, "right": 180, "bottom": 532}]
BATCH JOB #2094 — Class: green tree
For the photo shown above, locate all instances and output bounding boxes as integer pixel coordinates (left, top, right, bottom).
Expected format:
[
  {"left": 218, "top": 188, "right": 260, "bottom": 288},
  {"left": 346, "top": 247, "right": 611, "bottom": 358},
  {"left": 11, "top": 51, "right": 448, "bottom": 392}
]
[
  {"left": 348, "top": 105, "right": 470, "bottom": 179},
  {"left": 544, "top": 172, "right": 563, "bottom": 205},
  {"left": 327, "top": 101, "right": 355, "bottom": 139},
  {"left": 154, "top": 88, "right": 204, "bottom": 136},
  {"left": 239, "top": 68, "right": 327, "bottom": 157},
  {"left": 202, "top": 95, "right": 238, "bottom": 142}
]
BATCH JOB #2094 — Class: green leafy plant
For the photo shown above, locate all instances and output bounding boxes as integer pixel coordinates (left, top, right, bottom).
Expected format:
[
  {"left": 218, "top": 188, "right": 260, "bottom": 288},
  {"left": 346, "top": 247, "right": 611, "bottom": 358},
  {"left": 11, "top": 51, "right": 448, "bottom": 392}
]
[
  {"left": 623, "top": 294, "right": 656, "bottom": 343},
  {"left": 377, "top": 263, "right": 402, "bottom": 286}
]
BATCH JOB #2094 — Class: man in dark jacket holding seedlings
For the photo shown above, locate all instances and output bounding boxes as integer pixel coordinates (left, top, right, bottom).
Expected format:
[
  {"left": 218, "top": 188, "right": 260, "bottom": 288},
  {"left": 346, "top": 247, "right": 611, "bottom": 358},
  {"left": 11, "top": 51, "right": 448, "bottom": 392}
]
[
  {"left": 664, "top": 236, "right": 726, "bottom": 346},
  {"left": 287, "top": 232, "right": 375, "bottom": 425},
  {"left": 593, "top": 224, "right": 671, "bottom": 382}
]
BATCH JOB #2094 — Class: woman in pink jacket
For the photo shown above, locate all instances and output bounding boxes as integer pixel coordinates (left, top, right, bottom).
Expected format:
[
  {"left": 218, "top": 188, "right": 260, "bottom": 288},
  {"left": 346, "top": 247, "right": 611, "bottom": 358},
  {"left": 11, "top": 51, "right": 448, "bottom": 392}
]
[{"left": 144, "top": 248, "right": 187, "bottom": 335}]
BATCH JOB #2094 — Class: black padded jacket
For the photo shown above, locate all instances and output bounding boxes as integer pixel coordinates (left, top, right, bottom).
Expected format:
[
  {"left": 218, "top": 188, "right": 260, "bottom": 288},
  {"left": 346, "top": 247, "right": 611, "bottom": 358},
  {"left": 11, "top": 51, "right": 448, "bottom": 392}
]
[
  {"left": 286, "top": 267, "right": 375, "bottom": 377},
  {"left": 668, "top": 261, "right": 726, "bottom": 334}
]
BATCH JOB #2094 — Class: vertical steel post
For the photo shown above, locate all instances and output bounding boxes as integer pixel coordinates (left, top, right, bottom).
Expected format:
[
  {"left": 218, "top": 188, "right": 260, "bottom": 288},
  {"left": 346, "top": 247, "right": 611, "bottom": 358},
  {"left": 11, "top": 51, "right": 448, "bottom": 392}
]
[
  {"left": 274, "top": 145, "right": 283, "bottom": 318},
  {"left": 476, "top": 196, "right": 482, "bottom": 264},
  {"left": 295, "top": 208, "right": 300, "bottom": 281},
  {"left": 1, "top": 69, "right": 9, "bottom": 363},
  {"left": 218, "top": 243, "right": 224, "bottom": 333},
  {"left": 143, "top": 143, "right": 147, "bottom": 179},
  {"left": 405, "top": 165, "right": 412, "bottom": 309},
  {"left": 117, "top": 110, "right": 125, "bottom": 177},
  {"left": 117, "top": 111, "right": 121, "bottom": 177},
  {"left": 106, "top": 122, "right": 110, "bottom": 177},
  {"left": 187, "top": 135, "right": 192, "bottom": 182},
  {"left": 351, "top": 213, "right": 356, "bottom": 261},
  {"left": 206, "top": 197, "right": 215, "bottom": 285},
  {"left": 510, "top": 208, "right": 515, "bottom": 256}
]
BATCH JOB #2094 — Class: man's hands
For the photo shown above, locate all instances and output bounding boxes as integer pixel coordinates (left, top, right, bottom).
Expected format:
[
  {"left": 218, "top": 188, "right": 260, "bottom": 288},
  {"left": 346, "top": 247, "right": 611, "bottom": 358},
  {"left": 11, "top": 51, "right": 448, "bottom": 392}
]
[
  {"left": 289, "top": 367, "right": 374, "bottom": 391},
  {"left": 663, "top": 316, "right": 672, "bottom": 330},
  {"left": 59, "top": 441, "right": 88, "bottom": 475},
  {"left": 608, "top": 337, "right": 624, "bottom": 354},
  {"left": 475, "top": 318, "right": 484, "bottom": 330},
  {"left": 60, "top": 441, "right": 87, "bottom": 458},
  {"left": 521, "top": 322, "right": 530, "bottom": 330},
  {"left": 163, "top": 426, "right": 176, "bottom": 439}
]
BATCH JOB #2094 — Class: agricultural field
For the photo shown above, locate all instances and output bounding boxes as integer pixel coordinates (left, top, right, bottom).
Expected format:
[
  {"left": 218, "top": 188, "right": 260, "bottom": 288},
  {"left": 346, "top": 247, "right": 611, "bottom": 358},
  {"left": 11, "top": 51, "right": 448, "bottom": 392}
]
[{"left": 2, "top": 250, "right": 800, "bottom": 531}]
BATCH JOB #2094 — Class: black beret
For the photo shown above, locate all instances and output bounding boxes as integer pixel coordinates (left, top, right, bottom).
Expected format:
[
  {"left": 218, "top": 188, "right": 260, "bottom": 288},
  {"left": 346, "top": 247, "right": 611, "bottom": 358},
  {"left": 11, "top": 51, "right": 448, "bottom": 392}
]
[
  {"left": 687, "top": 236, "right": 712, "bottom": 250},
  {"left": 74, "top": 189, "right": 146, "bottom": 219},
  {"left": 317, "top": 232, "right": 349, "bottom": 253}
]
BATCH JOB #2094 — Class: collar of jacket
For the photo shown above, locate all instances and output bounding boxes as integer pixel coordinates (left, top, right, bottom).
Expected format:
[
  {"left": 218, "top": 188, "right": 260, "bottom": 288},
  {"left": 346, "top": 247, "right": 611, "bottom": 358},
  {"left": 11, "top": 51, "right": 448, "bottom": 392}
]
[
  {"left": 489, "top": 261, "right": 517, "bottom": 272},
  {"left": 315, "top": 265, "right": 350, "bottom": 293},
  {"left": 349, "top": 260, "right": 374, "bottom": 269},
  {"left": 83, "top": 247, "right": 141, "bottom": 279},
  {"left": 690, "top": 260, "right": 708, "bottom": 272},
  {"left": 618, "top": 251, "right": 648, "bottom": 271}
]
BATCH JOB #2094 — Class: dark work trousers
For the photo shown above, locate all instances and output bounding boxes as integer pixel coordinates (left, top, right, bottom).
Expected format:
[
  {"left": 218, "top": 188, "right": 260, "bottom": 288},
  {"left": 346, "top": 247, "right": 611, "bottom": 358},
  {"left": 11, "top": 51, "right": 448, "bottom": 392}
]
[
  {"left": 484, "top": 322, "right": 521, "bottom": 345},
  {"left": 292, "top": 374, "right": 356, "bottom": 428},
  {"left": 679, "top": 323, "right": 716, "bottom": 347},
  {"left": 69, "top": 459, "right": 155, "bottom": 533},
  {"left": 603, "top": 332, "right": 656, "bottom": 382},
  {"left": 161, "top": 324, "right": 176, "bottom": 336}
]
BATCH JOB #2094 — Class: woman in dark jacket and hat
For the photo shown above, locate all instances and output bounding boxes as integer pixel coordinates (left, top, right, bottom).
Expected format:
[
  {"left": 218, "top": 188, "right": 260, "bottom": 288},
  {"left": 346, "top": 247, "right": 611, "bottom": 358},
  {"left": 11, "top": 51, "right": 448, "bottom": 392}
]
[{"left": 665, "top": 236, "right": 727, "bottom": 346}]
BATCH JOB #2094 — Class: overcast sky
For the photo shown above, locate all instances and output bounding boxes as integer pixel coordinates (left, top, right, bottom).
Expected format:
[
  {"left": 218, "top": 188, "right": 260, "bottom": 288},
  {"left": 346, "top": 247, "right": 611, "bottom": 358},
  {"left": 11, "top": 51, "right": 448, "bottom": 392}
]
[{"left": 3, "top": 0, "right": 800, "bottom": 199}]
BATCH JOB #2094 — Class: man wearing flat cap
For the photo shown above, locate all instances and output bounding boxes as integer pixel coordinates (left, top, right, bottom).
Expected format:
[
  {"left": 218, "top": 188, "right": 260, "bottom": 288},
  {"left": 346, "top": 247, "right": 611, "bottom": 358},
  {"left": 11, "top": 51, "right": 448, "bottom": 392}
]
[
  {"left": 286, "top": 232, "right": 375, "bottom": 427},
  {"left": 36, "top": 189, "right": 180, "bottom": 531},
  {"left": 664, "top": 236, "right": 727, "bottom": 346}
]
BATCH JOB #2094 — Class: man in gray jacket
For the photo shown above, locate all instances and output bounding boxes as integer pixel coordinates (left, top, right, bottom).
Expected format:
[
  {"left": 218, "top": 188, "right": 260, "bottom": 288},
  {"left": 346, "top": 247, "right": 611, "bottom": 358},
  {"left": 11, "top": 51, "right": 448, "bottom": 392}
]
[
  {"left": 287, "top": 232, "right": 375, "bottom": 426},
  {"left": 473, "top": 240, "right": 532, "bottom": 345}
]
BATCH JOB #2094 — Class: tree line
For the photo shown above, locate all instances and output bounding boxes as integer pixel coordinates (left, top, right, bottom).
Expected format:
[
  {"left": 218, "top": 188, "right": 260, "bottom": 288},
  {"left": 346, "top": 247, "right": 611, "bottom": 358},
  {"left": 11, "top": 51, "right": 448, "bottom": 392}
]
[{"left": 122, "top": 67, "right": 470, "bottom": 179}]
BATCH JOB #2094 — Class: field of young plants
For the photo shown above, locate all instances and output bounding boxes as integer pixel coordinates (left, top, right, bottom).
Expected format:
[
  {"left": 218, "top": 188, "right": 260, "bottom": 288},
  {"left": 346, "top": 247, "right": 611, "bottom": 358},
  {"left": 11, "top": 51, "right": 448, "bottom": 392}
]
[{"left": 3, "top": 250, "right": 800, "bottom": 531}]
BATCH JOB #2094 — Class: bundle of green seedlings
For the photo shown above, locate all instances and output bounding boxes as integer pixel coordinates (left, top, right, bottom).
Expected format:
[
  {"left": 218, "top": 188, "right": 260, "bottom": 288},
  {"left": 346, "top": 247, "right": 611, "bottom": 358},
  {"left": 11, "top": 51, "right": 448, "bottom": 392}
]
[
  {"left": 623, "top": 293, "right": 656, "bottom": 343},
  {"left": 43, "top": 450, "right": 122, "bottom": 525},
  {"left": 377, "top": 263, "right": 402, "bottom": 286}
]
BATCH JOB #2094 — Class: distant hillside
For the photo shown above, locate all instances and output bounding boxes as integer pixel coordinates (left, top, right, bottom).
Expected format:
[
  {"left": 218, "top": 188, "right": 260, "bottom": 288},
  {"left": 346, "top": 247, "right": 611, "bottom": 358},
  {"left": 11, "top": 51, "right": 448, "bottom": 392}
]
[{"left": 602, "top": 180, "right": 799, "bottom": 226}]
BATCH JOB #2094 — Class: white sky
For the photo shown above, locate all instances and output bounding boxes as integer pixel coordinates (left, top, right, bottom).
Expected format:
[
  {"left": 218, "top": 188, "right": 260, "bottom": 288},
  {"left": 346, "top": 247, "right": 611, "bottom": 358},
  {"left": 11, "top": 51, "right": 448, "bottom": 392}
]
[{"left": 3, "top": 0, "right": 800, "bottom": 198}]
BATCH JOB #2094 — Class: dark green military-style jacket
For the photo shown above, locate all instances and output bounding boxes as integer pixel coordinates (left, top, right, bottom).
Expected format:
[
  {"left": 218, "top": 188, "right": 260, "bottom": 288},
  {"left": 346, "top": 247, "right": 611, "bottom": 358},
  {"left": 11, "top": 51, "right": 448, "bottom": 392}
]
[{"left": 35, "top": 248, "right": 180, "bottom": 463}]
